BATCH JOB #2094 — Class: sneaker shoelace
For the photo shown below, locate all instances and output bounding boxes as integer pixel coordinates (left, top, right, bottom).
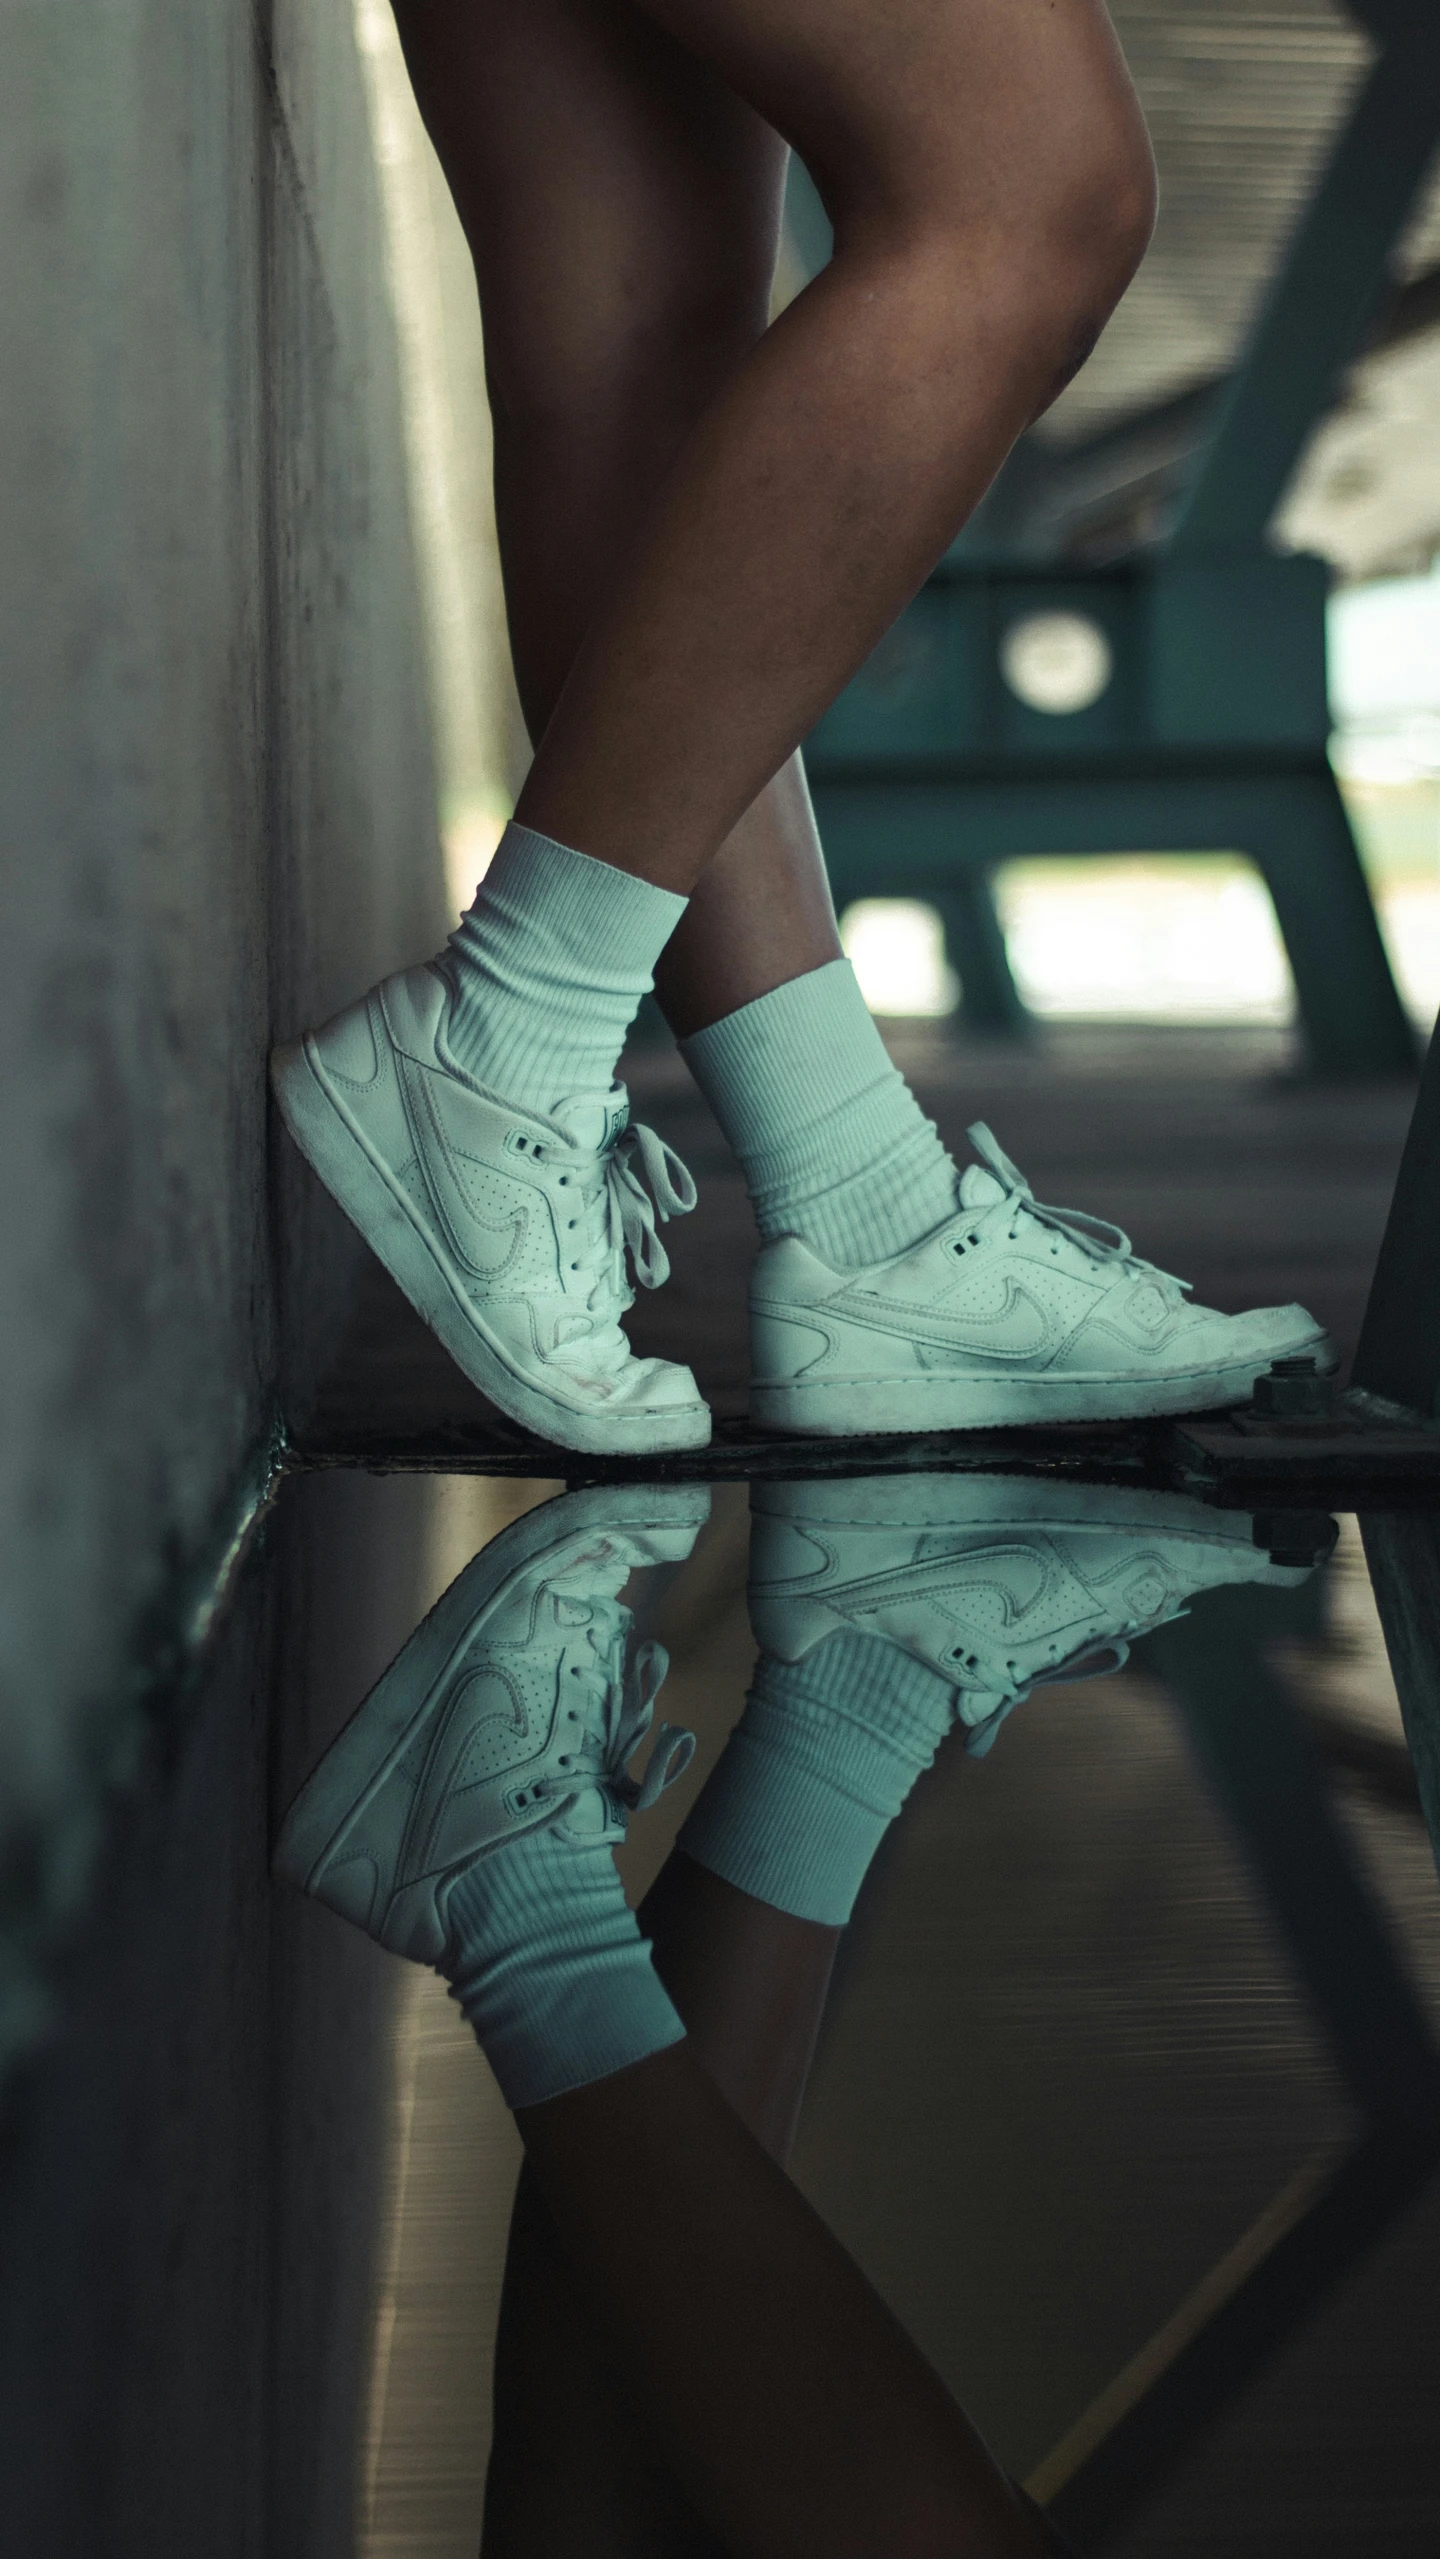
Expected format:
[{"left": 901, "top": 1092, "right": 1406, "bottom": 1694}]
[
  {"left": 964, "top": 1122, "right": 1190, "bottom": 1298},
  {"left": 956, "top": 1585, "right": 1198, "bottom": 1728},
  {"left": 560, "top": 1615, "right": 696, "bottom": 1812},
  {"left": 549, "top": 1117, "right": 697, "bottom": 1374}
]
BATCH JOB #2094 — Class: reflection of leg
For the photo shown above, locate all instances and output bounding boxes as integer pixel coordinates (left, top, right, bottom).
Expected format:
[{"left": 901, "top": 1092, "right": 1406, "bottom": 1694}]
[
  {"left": 482, "top": 1859, "right": 842, "bottom": 2556},
  {"left": 483, "top": 1625, "right": 959, "bottom": 2556},
  {"left": 512, "top": 2043, "right": 1052, "bottom": 2559},
  {"left": 274, "top": 1487, "right": 1046, "bottom": 2552}
]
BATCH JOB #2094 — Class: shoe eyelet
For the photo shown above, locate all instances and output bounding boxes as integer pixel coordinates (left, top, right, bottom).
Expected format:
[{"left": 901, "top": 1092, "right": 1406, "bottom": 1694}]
[{"left": 558, "top": 1175, "right": 569, "bottom": 1186}]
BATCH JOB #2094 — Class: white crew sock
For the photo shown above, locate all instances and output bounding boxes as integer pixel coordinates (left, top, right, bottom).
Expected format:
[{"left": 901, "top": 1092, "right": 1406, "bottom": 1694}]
[
  {"left": 444, "top": 1824, "right": 685, "bottom": 2110},
  {"left": 677, "top": 1630, "right": 959, "bottom": 1925},
  {"left": 442, "top": 821, "right": 687, "bottom": 1114},
  {"left": 680, "top": 959, "right": 959, "bottom": 1268}
]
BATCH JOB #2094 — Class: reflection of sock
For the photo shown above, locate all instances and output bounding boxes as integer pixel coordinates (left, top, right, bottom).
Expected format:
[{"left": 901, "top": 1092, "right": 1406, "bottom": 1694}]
[
  {"left": 678, "top": 1631, "right": 958, "bottom": 1925},
  {"left": 680, "top": 959, "right": 957, "bottom": 1268},
  {"left": 445, "top": 1825, "right": 684, "bottom": 2110},
  {"left": 442, "top": 821, "right": 686, "bottom": 1112}
]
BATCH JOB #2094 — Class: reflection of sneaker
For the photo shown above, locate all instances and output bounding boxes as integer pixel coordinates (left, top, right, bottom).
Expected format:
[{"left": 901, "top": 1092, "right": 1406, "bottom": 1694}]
[
  {"left": 274, "top": 1483, "right": 708, "bottom": 1961},
  {"left": 748, "top": 1474, "right": 1332, "bottom": 1749},
  {"left": 750, "top": 1123, "right": 1332, "bottom": 1435},
  {"left": 271, "top": 962, "right": 709, "bottom": 1454}
]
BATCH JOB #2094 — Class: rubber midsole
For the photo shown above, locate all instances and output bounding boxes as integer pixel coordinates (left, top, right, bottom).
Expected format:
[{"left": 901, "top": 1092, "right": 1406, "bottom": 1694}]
[
  {"left": 750, "top": 1349, "right": 1329, "bottom": 1435},
  {"left": 271, "top": 1039, "right": 709, "bottom": 1453}
]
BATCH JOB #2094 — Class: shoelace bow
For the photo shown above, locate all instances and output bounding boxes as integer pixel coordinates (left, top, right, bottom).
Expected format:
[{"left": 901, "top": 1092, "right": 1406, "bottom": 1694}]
[
  {"left": 571, "top": 1625, "right": 696, "bottom": 1813},
  {"left": 976, "top": 1593, "right": 1196, "bottom": 1711},
  {"left": 965, "top": 1122, "right": 1189, "bottom": 1293},
  {"left": 607, "top": 1122, "right": 697, "bottom": 1290},
  {"left": 558, "top": 1117, "right": 695, "bottom": 1308}
]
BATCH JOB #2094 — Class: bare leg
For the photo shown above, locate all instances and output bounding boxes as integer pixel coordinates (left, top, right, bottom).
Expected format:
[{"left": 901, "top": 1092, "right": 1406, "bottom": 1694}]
[
  {"left": 494, "top": 0, "right": 1154, "bottom": 889},
  {"left": 392, "top": 0, "right": 843, "bottom": 1035},
  {"left": 392, "top": 0, "right": 1153, "bottom": 986}
]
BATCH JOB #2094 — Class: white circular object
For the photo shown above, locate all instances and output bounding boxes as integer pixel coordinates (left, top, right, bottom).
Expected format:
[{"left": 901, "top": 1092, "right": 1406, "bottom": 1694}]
[{"left": 1000, "top": 611, "right": 1114, "bottom": 715}]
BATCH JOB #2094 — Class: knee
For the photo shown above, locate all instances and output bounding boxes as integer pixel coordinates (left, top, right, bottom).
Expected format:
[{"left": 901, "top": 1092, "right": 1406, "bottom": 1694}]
[
  {"left": 827, "top": 53, "right": 1155, "bottom": 393},
  {"left": 1022, "top": 112, "right": 1157, "bottom": 373}
]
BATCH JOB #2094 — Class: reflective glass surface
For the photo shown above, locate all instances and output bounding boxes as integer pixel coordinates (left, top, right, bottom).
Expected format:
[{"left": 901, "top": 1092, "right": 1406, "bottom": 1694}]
[{"left": 277, "top": 1468, "right": 1440, "bottom": 2559}]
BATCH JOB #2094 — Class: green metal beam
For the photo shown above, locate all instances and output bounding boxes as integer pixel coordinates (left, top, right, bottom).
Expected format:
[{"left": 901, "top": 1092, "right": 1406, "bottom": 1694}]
[
  {"left": 1168, "top": 12, "right": 1440, "bottom": 555},
  {"left": 1353, "top": 1019, "right": 1440, "bottom": 1413}
]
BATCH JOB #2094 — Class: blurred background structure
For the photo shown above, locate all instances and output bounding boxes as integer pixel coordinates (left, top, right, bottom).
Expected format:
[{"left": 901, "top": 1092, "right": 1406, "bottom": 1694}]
[
  {"left": 804, "top": 1, "right": 1440, "bottom": 1067},
  {"left": 2, "top": 1, "right": 1440, "bottom": 2553}
]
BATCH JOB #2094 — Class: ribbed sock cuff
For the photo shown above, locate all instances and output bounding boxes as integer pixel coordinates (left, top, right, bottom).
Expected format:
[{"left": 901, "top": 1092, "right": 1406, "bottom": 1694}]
[
  {"left": 746, "top": 1091, "right": 957, "bottom": 1267},
  {"left": 445, "top": 1826, "right": 685, "bottom": 2111},
  {"left": 443, "top": 822, "right": 686, "bottom": 1110},
  {"left": 681, "top": 959, "right": 957, "bottom": 1266},
  {"left": 678, "top": 1633, "right": 957, "bottom": 1925},
  {"left": 681, "top": 959, "right": 891, "bottom": 1156}
]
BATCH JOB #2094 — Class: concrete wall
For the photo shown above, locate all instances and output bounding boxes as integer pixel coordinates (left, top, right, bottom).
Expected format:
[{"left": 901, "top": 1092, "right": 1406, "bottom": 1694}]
[
  {"left": 0, "top": 1471, "right": 447, "bottom": 2559},
  {"left": 0, "top": 0, "right": 448, "bottom": 2070},
  {"left": 0, "top": 3, "right": 460, "bottom": 2545}
]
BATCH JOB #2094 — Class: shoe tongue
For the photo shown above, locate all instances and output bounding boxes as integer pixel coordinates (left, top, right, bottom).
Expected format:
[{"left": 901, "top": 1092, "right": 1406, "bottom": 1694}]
[
  {"left": 959, "top": 1164, "right": 1006, "bottom": 1210},
  {"left": 549, "top": 1089, "right": 629, "bottom": 1152}
]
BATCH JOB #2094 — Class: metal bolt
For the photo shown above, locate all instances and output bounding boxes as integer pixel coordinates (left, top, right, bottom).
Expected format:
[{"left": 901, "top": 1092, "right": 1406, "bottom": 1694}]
[{"left": 1251, "top": 1356, "right": 1337, "bottom": 1420}]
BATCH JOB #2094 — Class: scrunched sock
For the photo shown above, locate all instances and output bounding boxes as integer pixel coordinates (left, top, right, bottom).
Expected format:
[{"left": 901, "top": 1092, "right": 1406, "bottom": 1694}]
[
  {"left": 441, "top": 820, "right": 686, "bottom": 1113},
  {"left": 444, "top": 1823, "right": 685, "bottom": 2110},
  {"left": 677, "top": 1629, "right": 959, "bottom": 1926},
  {"left": 679, "top": 958, "right": 959, "bottom": 1268}
]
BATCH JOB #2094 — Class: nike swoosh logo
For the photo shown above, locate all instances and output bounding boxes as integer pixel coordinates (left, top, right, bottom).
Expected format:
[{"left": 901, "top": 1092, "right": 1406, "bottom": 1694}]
[
  {"left": 818, "top": 1545, "right": 1050, "bottom": 1624},
  {"left": 832, "top": 1275, "right": 1057, "bottom": 1363},
  {"left": 396, "top": 1058, "right": 529, "bottom": 1279}
]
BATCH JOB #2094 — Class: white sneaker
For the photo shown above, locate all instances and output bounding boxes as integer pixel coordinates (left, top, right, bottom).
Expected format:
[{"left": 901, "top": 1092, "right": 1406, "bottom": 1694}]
[
  {"left": 750, "top": 1123, "right": 1333, "bottom": 1435},
  {"left": 748, "top": 1474, "right": 1331, "bottom": 1751},
  {"left": 271, "top": 963, "right": 710, "bottom": 1453},
  {"left": 273, "top": 1483, "right": 707, "bottom": 1961}
]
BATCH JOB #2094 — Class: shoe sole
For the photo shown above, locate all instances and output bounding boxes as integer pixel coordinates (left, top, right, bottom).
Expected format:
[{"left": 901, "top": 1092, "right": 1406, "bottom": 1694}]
[
  {"left": 747, "top": 1472, "right": 1326, "bottom": 1664},
  {"left": 749, "top": 1331, "right": 1335, "bottom": 1436},
  {"left": 274, "top": 1481, "right": 711, "bottom": 1897},
  {"left": 271, "top": 1038, "right": 711, "bottom": 1455},
  {"left": 749, "top": 1469, "right": 1329, "bottom": 1568}
]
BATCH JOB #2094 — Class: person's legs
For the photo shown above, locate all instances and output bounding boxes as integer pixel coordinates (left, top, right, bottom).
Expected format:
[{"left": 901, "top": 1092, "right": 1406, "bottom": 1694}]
[
  {"left": 388, "top": 0, "right": 997, "bottom": 1286},
  {"left": 391, "top": 0, "right": 843, "bottom": 1032},
  {"left": 495, "top": 0, "right": 1156, "bottom": 888},
  {"left": 391, "top": 0, "right": 1151, "bottom": 933},
  {"left": 275, "top": 0, "right": 1328, "bottom": 1448}
]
